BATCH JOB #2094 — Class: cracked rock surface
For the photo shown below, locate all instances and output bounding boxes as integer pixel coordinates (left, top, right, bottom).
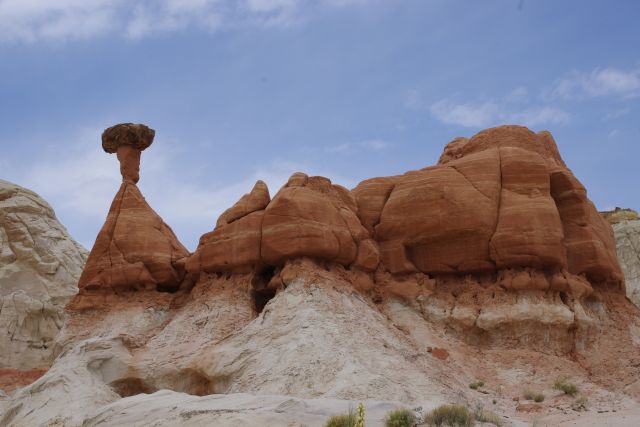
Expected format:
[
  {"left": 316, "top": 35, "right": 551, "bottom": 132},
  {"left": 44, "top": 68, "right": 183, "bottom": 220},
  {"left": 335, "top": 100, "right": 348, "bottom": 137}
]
[{"left": 0, "top": 179, "right": 87, "bottom": 370}]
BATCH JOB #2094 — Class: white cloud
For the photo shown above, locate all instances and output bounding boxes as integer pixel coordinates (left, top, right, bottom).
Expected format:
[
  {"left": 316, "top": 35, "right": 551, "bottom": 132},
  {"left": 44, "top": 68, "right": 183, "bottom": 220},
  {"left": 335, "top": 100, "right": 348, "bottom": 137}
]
[
  {"left": 504, "top": 86, "right": 528, "bottom": 103},
  {"left": 0, "top": 0, "right": 369, "bottom": 42},
  {"left": 430, "top": 97, "right": 570, "bottom": 129},
  {"left": 0, "top": 0, "right": 118, "bottom": 41},
  {"left": 505, "top": 107, "right": 571, "bottom": 127},
  {"left": 430, "top": 100, "right": 498, "bottom": 128},
  {"left": 549, "top": 67, "right": 640, "bottom": 99},
  {"left": 325, "top": 139, "right": 391, "bottom": 153},
  {"left": 427, "top": 84, "right": 571, "bottom": 129}
]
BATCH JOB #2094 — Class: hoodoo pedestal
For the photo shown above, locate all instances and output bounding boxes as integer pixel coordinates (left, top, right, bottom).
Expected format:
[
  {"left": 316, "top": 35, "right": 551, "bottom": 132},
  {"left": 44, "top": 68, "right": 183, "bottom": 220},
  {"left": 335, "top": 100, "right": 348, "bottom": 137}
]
[{"left": 74, "top": 123, "right": 189, "bottom": 302}]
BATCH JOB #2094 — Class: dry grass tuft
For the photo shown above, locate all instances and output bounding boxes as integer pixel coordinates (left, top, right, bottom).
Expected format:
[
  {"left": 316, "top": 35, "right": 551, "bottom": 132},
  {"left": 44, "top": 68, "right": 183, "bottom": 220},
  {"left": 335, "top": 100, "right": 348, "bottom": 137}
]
[
  {"left": 424, "top": 404, "right": 474, "bottom": 426},
  {"left": 523, "top": 390, "right": 545, "bottom": 402},
  {"left": 553, "top": 377, "right": 579, "bottom": 397},
  {"left": 383, "top": 408, "right": 416, "bottom": 427}
]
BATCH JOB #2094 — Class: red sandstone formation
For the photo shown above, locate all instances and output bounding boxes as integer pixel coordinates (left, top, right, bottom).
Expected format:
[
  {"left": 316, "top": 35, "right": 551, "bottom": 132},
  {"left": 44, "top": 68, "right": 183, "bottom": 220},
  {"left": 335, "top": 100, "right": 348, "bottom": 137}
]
[
  {"left": 74, "top": 124, "right": 624, "bottom": 306},
  {"left": 18, "top": 123, "right": 635, "bottom": 427},
  {"left": 184, "top": 125, "right": 622, "bottom": 296},
  {"left": 354, "top": 126, "right": 622, "bottom": 289},
  {"left": 76, "top": 124, "right": 189, "bottom": 297}
]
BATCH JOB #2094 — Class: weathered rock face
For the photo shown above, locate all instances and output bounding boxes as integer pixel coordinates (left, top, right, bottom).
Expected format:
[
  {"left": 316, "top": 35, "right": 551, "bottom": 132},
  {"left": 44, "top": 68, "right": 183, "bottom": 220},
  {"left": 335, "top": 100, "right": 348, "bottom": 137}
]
[
  {"left": 0, "top": 180, "right": 87, "bottom": 370},
  {"left": 353, "top": 126, "right": 622, "bottom": 291},
  {"left": 602, "top": 208, "right": 640, "bottom": 307}
]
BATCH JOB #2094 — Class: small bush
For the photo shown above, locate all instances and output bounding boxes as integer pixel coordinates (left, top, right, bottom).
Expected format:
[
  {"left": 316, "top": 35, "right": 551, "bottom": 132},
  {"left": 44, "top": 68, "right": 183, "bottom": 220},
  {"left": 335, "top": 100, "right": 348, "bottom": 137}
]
[
  {"left": 552, "top": 377, "right": 579, "bottom": 397},
  {"left": 325, "top": 415, "right": 355, "bottom": 427},
  {"left": 325, "top": 408, "right": 356, "bottom": 427},
  {"left": 384, "top": 408, "right": 416, "bottom": 427},
  {"left": 469, "top": 380, "right": 485, "bottom": 390},
  {"left": 523, "top": 390, "right": 545, "bottom": 402},
  {"left": 474, "top": 409, "right": 503, "bottom": 427},
  {"left": 424, "top": 404, "right": 474, "bottom": 427}
]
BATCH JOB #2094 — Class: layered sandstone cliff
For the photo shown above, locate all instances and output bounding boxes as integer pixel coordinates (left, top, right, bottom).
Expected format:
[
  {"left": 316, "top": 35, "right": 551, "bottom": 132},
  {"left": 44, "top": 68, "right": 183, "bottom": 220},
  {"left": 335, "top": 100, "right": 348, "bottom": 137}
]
[
  {"left": 3, "top": 124, "right": 639, "bottom": 426},
  {"left": 62, "top": 122, "right": 632, "bottom": 363},
  {"left": 0, "top": 180, "right": 87, "bottom": 372}
]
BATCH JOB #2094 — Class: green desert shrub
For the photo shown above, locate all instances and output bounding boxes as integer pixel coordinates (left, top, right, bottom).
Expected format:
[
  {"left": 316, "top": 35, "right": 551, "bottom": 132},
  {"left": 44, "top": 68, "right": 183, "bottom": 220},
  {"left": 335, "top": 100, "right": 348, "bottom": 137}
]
[
  {"left": 424, "top": 404, "right": 474, "bottom": 427},
  {"left": 552, "top": 377, "right": 579, "bottom": 397},
  {"left": 384, "top": 408, "right": 416, "bottom": 427}
]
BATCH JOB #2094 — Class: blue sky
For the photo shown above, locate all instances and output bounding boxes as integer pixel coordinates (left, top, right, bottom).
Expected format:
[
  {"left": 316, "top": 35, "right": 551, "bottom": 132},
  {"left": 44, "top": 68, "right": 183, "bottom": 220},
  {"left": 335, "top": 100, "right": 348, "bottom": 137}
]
[{"left": 1, "top": 0, "right": 639, "bottom": 250}]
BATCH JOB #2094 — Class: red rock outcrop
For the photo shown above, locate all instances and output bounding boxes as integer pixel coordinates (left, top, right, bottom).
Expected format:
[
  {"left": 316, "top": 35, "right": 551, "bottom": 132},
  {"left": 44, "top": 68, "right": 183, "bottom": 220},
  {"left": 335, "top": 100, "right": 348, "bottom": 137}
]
[
  {"left": 13, "top": 123, "right": 635, "bottom": 427},
  {"left": 76, "top": 124, "right": 189, "bottom": 296},
  {"left": 216, "top": 180, "right": 270, "bottom": 228},
  {"left": 75, "top": 124, "right": 624, "bottom": 305},
  {"left": 186, "top": 172, "right": 380, "bottom": 278},
  {"left": 351, "top": 125, "right": 622, "bottom": 290},
  {"left": 261, "top": 173, "right": 372, "bottom": 267}
]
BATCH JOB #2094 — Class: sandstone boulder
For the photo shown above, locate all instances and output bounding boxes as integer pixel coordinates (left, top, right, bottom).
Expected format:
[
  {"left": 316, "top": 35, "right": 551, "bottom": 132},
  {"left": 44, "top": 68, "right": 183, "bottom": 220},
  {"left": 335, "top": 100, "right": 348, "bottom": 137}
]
[
  {"left": 261, "top": 173, "right": 369, "bottom": 266},
  {"left": 102, "top": 123, "right": 155, "bottom": 185}
]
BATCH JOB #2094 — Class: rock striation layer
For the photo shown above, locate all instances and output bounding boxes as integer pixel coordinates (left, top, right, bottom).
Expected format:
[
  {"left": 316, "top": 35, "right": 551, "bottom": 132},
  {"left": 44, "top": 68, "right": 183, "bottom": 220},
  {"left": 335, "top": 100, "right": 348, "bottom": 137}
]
[{"left": 0, "top": 179, "right": 87, "bottom": 370}]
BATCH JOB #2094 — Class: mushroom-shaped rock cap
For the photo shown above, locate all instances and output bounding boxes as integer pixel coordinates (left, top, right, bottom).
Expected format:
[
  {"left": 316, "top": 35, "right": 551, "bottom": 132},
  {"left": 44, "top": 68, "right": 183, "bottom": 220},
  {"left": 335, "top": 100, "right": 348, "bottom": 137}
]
[{"left": 102, "top": 123, "right": 155, "bottom": 153}]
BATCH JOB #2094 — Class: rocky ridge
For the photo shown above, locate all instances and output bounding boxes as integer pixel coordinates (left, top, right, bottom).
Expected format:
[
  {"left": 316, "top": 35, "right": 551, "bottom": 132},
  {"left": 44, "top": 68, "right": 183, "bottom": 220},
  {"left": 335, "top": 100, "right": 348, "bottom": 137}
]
[
  {"left": 2, "top": 124, "right": 639, "bottom": 426},
  {"left": 0, "top": 179, "right": 87, "bottom": 384}
]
